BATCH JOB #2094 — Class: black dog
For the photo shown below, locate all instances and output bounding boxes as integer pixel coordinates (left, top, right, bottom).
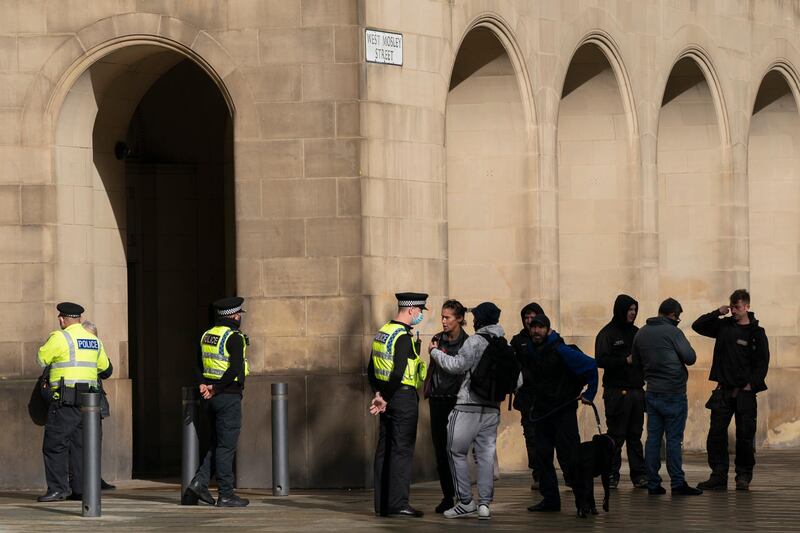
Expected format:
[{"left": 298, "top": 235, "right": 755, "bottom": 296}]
[{"left": 571, "top": 434, "right": 616, "bottom": 518}]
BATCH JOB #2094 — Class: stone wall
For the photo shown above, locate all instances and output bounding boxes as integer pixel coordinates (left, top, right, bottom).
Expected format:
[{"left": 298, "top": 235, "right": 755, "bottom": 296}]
[{"left": 1, "top": 0, "right": 800, "bottom": 489}]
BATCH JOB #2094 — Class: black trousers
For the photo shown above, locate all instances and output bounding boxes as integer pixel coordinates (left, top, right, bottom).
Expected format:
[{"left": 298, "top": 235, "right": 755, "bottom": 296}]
[
  {"left": 706, "top": 388, "right": 757, "bottom": 482},
  {"left": 194, "top": 393, "right": 242, "bottom": 497},
  {"left": 374, "top": 388, "right": 418, "bottom": 514},
  {"left": 603, "top": 387, "right": 646, "bottom": 483},
  {"left": 429, "top": 396, "right": 456, "bottom": 500},
  {"left": 533, "top": 407, "right": 580, "bottom": 506},
  {"left": 43, "top": 404, "right": 83, "bottom": 494}
]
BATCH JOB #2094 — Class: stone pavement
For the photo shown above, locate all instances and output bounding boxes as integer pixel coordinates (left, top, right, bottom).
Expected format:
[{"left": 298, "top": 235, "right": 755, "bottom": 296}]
[{"left": 1, "top": 451, "right": 798, "bottom": 532}]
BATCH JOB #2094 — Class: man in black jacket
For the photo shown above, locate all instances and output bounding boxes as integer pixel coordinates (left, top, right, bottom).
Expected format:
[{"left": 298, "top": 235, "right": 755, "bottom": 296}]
[
  {"left": 692, "top": 289, "right": 770, "bottom": 491},
  {"left": 595, "top": 294, "right": 646, "bottom": 489}
]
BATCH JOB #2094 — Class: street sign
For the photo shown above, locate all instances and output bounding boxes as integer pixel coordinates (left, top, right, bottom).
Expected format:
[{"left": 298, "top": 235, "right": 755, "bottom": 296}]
[{"left": 365, "top": 29, "right": 403, "bottom": 66}]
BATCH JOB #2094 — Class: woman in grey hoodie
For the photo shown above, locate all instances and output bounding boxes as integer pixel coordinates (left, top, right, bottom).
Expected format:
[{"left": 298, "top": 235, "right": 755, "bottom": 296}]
[{"left": 428, "top": 302, "right": 504, "bottom": 521}]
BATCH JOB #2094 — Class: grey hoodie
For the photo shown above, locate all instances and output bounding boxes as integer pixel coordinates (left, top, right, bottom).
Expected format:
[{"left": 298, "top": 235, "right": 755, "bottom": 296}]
[
  {"left": 430, "top": 323, "right": 505, "bottom": 411},
  {"left": 632, "top": 316, "right": 697, "bottom": 394}
]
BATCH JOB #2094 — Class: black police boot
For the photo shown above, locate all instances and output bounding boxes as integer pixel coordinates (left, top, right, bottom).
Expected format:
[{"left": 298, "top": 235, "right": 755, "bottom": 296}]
[
  {"left": 216, "top": 493, "right": 249, "bottom": 507},
  {"left": 672, "top": 482, "right": 703, "bottom": 496},
  {"left": 187, "top": 479, "right": 215, "bottom": 505},
  {"left": 435, "top": 497, "right": 453, "bottom": 514},
  {"left": 37, "top": 490, "right": 70, "bottom": 502},
  {"left": 697, "top": 477, "right": 727, "bottom": 491},
  {"left": 648, "top": 485, "right": 666, "bottom": 495}
]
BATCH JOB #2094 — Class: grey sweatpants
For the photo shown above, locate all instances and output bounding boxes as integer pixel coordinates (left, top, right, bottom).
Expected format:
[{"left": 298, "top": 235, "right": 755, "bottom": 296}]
[{"left": 447, "top": 408, "right": 500, "bottom": 505}]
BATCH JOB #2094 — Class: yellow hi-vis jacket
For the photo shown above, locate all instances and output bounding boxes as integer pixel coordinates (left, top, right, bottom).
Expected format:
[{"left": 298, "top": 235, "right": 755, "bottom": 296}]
[
  {"left": 37, "top": 323, "right": 110, "bottom": 389},
  {"left": 371, "top": 322, "right": 426, "bottom": 388},
  {"left": 201, "top": 325, "right": 249, "bottom": 381}
]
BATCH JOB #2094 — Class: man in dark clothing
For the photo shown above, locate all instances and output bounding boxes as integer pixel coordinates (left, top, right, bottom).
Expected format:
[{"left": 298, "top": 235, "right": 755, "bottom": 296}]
[
  {"left": 368, "top": 292, "right": 428, "bottom": 518},
  {"left": 425, "top": 299, "right": 468, "bottom": 513},
  {"left": 632, "top": 298, "right": 702, "bottom": 496},
  {"left": 595, "top": 294, "right": 647, "bottom": 489},
  {"left": 525, "top": 315, "right": 598, "bottom": 513},
  {"left": 692, "top": 289, "right": 770, "bottom": 491},
  {"left": 511, "top": 302, "right": 571, "bottom": 489},
  {"left": 188, "top": 296, "right": 250, "bottom": 508}
]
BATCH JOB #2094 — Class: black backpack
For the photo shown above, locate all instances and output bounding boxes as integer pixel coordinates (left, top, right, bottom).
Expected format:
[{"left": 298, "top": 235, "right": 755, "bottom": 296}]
[{"left": 470, "top": 334, "right": 521, "bottom": 402}]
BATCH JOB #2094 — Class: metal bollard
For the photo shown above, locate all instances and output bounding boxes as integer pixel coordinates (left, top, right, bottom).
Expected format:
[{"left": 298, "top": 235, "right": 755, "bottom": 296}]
[
  {"left": 271, "top": 383, "right": 289, "bottom": 496},
  {"left": 181, "top": 386, "right": 200, "bottom": 504},
  {"left": 80, "top": 391, "right": 102, "bottom": 517}
]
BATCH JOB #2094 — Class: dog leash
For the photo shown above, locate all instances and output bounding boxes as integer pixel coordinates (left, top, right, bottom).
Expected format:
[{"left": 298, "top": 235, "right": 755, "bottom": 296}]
[{"left": 528, "top": 395, "right": 604, "bottom": 434}]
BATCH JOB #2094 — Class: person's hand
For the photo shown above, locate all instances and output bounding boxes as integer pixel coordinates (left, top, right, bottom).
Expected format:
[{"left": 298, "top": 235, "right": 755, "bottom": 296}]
[
  {"left": 428, "top": 337, "right": 439, "bottom": 354},
  {"left": 201, "top": 384, "right": 215, "bottom": 400},
  {"left": 579, "top": 395, "right": 592, "bottom": 405},
  {"left": 719, "top": 305, "right": 730, "bottom": 315},
  {"left": 626, "top": 354, "right": 633, "bottom": 365},
  {"left": 369, "top": 392, "right": 387, "bottom": 415},
  {"left": 199, "top": 383, "right": 208, "bottom": 395}
]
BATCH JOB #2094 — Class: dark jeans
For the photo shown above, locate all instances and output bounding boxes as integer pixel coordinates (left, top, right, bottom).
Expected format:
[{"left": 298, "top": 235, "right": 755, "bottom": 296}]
[
  {"left": 706, "top": 388, "right": 757, "bottom": 482},
  {"left": 645, "top": 392, "right": 687, "bottom": 489},
  {"left": 532, "top": 407, "right": 580, "bottom": 506},
  {"left": 43, "top": 404, "right": 83, "bottom": 494},
  {"left": 603, "top": 387, "right": 646, "bottom": 483},
  {"left": 374, "top": 388, "right": 418, "bottom": 514},
  {"left": 429, "top": 396, "right": 456, "bottom": 500},
  {"left": 194, "top": 393, "right": 242, "bottom": 497}
]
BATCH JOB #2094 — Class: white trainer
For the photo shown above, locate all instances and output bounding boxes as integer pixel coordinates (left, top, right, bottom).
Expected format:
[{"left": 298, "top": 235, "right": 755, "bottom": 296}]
[
  {"left": 444, "top": 500, "right": 477, "bottom": 519},
  {"left": 478, "top": 504, "right": 491, "bottom": 520}
]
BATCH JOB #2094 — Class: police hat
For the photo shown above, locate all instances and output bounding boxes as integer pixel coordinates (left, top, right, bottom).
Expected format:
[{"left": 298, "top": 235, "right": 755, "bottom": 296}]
[
  {"left": 395, "top": 292, "right": 428, "bottom": 310},
  {"left": 213, "top": 296, "right": 246, "bottom": 316},
  {"left": 56, "top": 302, "right": 84, "bottom": 318}
]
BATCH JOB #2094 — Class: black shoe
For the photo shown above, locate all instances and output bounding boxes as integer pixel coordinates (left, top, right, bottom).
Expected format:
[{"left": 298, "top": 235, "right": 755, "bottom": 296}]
[
  {"left": 527, "top": 500, "right": 560, "bottom": 512},
  {"left": 697, "top": 478, "right": 727, "bottom": 491},
  {"left": 633, "top": 478, "right": 649, "bottom": 489},
  {"left": 187, "top": 479, "right": 215, "bottom": 506},
  {"left": 672, "top": 482, "right": 703, "bottom": 496},
  {"left": 66, "top": 492, "right": 83, "bottom": 501},
  {"left": 609, "top": 474, "right": 619, "bottom": 489},
  {"left": 735, "top": 479, "right": 750, "bottom": 491},
  {"left": 216, "top": 493, "right": 249, "bottom": 507},
  {"left": 435, "top": 498, "right": 453, "bottom": 514},
  {"left": 37, "top": 491, "right": 70, "bottom": 502},
  {"left": 388, "top": 506, "right": 424, "bottom": 517},
  {"left": 101, "top": 479, "right": 116, "bottom": 490},
  {"left": 648, "top": 485, "right": 666, "bottom": 495}
]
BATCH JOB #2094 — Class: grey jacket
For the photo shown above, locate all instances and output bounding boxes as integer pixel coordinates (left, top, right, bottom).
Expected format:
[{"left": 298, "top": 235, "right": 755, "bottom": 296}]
[
  {"left": 430, "top": 323, "right": 505, "bottom": 411},
  {"left": 632, "top": 316, "right": 697, "bottom": 394}
]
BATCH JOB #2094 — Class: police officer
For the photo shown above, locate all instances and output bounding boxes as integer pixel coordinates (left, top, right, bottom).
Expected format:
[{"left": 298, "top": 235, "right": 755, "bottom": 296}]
[
  {"left": 186, "top": 297, "right": 250, "bottom": 508},
  {"left": 37, "top": 302, "right": 112, "bottom": 502},
  {"left": 368, "top": 292, "right": 428, "bottom": 518}
]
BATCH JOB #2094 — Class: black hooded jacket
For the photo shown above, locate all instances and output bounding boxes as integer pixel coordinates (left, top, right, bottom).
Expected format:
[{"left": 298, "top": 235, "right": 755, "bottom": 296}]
[
  {"left": 510, "top": 302, "right": 544, "bottom": 410},
  {"left": 691, "top": 310, "right": 770, "bottom": 392},
  {"left": 595, "top": 294, "right": 644, "bottom": 389}
]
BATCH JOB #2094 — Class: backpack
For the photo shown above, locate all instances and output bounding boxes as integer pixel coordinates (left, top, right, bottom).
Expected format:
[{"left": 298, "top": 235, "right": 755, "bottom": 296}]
[{"left": 470, "top": 334, "right": 521, "bottom": 402}]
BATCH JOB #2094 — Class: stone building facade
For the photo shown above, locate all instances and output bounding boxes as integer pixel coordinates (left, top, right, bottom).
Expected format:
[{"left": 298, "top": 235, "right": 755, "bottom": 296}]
[{"left": 1, "top": 0, "right": 799, "bottom": 488}]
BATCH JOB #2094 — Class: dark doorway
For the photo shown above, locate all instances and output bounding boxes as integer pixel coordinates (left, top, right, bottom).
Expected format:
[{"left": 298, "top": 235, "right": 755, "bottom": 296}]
[{"left": 125, "top": 60, "right": 235, "bottom": 479}]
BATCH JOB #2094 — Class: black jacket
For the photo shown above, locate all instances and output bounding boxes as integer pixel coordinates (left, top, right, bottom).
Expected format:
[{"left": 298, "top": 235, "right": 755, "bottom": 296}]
[
  {"left": 691, "top": 310, "right": 769, "bottom": 392},
  {"left": 428, "top": 328, "right": 468, "bottom": 397},
  {"left": 510, "top": 302, "right": 545, "bottom": 411},
  {"left": 595, "top": 294, "right": 643, "bottom": 389}
]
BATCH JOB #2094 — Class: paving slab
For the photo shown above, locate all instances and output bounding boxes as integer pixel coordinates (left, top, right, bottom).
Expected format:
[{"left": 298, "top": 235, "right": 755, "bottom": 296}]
[{"left": 1, "top": 451, "right": 798, "bottom": 531}]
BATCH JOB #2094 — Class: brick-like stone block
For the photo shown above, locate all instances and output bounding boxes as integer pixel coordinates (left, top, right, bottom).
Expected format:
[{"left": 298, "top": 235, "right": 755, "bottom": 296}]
[
  {"left": 0, "top": 184, "right": 20, "bottom": 224},
  {"left": 257, "top": 102, "right": 335, "bottom": 140},
  {"left": 305, "top": 138, "right": 359, "bottom": 178},
  {"left": 247, "top": 297, "right": 306, "bottom": 337},
  {"left": 334, "top": 25, "right": 359, "bottom": 63},
  {"left": 306, "top": 216, "right": 361, "bottom": 256},
  {"left": 237, "top": 218, "right": 306, "bottom": 259},
  {"left": 302, "top": 63, "right": 359, "bottom": 101},
  {"left": 261, "top": 178, "right": 337, "bottom": 218},
  {"left": 337, "top": 177, "right": 360, "bottom": 217},
  {"left": 262, "top": 335, "right": 339, "bottom": 373},
  {"left": 262, "top": 256, "right": 339, "bottom": 296},
  {"left": 301, "top": 0, "right": 357, "bottom": 26},
  {"left": 307, "top": 296, "right": 364, "bottom": 335},
  {"left": 259, "top": 27, "right": 334, "bottom": 64},
  {"left": 242, "top": 65, "right": 302, "bottom": 103},
  {"left": 228, "top": 0, "right": 301, "bottom": 29},
  {"left": 336, "top": 101, "right": 360, "bottom": 137},
  {"left": 236, "top": 140, "right": 303, "bottom": 179}
]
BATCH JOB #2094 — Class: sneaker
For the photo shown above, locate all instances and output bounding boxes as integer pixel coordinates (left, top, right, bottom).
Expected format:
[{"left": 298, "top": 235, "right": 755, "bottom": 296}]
[
  {"left": 697, "top": 478, "right": 727, "bottom": 491},
  {"left": 444, "top": 500, "right": 477, "bottom": 519},
  {"left": 216, "top": 493, "right": 249, "bottom": 507},
  {"left": 672, "top": 482, "right": 703, "bottom": 496},
  {"left": 478, "top": 504, "right": 491, "bottom": 520},
  {"left": 609, "top": 474, "right": 619, "bottom": 489},
  {"left": 735, "top": 479, "right": 750, "bottom": 491}
]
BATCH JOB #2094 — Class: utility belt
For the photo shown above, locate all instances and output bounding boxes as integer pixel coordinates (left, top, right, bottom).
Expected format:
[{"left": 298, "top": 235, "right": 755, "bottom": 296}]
[
  {"left": 51, "top": 380, "right": 97, "bottom": 407},
  {"left": 398, "top": 384, "right": 416, "bottom": 391}
]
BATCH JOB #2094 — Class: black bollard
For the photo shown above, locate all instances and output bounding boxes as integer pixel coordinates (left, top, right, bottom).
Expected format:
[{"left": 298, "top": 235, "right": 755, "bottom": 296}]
[
  {"left": 80, "top": 391, "right": 101, "bottom": 517},
  {"left": 181, "top": 386, "right": 200, "bottom": 504},
  {"left": 271, "top": 383, "right": 289, "bottom": 496}
]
